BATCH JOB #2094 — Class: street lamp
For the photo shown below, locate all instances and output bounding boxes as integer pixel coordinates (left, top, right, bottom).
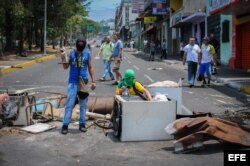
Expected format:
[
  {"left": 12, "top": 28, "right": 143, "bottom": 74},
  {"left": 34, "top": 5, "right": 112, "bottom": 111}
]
[{"left": 44, "top": 0, "right": 47, "bottom": 55}]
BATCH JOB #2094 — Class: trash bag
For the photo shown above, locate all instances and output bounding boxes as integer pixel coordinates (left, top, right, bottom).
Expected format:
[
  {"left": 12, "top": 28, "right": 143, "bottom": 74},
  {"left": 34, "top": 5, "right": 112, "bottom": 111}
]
[{"left": 0, "top": 100, "right": 18, "bottom": 120}]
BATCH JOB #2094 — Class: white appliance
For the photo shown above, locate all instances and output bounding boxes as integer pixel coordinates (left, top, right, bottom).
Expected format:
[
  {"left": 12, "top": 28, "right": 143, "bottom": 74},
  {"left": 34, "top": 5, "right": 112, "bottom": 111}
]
[
  {"left": 113, "top": 95, "right": 176, "bottom": 142},
  {"left": 148, "top": 87, "right": 182, "bottom": 114}
]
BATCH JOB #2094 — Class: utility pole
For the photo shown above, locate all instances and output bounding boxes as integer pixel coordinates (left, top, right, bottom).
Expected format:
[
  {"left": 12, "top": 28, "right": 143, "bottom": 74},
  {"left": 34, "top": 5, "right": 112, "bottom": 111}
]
[{"left": 44, "top": 0, "right": 47, "bottom": 55}]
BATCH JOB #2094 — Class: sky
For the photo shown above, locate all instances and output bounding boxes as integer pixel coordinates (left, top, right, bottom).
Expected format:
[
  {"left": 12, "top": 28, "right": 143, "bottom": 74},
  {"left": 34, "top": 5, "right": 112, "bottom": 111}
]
[{"left": 88, "top": 0, "right": 120, "bottom": 22}]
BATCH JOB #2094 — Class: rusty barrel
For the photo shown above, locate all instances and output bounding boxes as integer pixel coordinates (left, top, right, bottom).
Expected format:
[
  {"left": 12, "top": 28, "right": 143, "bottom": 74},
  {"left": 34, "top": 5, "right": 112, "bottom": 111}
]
[{"left": 87, "top": 96, "right": 114, "bottom": 115}]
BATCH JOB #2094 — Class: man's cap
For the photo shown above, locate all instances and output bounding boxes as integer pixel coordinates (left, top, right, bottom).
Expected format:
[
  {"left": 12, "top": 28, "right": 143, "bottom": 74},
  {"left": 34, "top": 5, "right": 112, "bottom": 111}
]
[{"left": 203, "top": 36, "right": 210, "bottom": 40}]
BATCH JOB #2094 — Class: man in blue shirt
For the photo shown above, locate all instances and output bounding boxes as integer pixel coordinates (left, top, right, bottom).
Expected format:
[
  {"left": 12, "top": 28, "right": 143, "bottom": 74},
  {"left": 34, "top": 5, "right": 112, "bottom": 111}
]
[
  {"left": 60, "top": 38, "right": 96, "bottom": 134},
  {"left": 110, "top": 32, "right": 123, "bottom": 85}
]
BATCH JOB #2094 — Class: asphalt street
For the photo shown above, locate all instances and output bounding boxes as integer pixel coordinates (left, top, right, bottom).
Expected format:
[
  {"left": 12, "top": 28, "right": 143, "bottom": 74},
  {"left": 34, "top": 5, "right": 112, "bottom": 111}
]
[
  {"left": 0, "top": 47, "right": 249, "bottom": 166},
  {"left": 1, "top": 47, "right": 249, "bottom": 114}
]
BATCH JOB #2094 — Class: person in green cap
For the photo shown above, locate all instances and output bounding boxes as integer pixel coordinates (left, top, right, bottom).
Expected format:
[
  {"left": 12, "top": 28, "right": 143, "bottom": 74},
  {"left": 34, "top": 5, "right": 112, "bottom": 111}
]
[{"left": 115, "top": 69, "right": 152, "bottom": 101}]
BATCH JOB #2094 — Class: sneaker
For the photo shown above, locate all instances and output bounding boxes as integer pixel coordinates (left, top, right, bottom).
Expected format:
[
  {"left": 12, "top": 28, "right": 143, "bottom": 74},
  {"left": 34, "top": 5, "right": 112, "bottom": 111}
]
[
  {"left": 111, "top": 78, "right": 115, "bottom": 81},
  {"left": 99, "top": 78, "right": 105, "bottom": 82},
  {"left": 79, "top": 123, "right": 87, "bottom": 132},
  {"left": 61, "top": 125, "right": 68, "bottom": 134},
  {"left": 112, "top": 81, "right": 118, "bottom": 85},
  {"left": 189, "top": 85, "right": 194, "bottom": 88}
]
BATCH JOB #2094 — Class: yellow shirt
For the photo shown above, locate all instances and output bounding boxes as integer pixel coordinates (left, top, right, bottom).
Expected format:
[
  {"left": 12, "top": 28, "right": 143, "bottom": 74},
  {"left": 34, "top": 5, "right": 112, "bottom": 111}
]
[{"left": 115, "top": 81, "right": 145, "bottom": 95}]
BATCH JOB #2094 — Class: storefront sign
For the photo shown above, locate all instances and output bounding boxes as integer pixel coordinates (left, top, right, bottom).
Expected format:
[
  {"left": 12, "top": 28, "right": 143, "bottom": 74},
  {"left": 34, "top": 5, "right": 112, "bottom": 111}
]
[
  {"left": 132, "top": 0, "right": 144, "bottom": 13},
  {"left": 209, "top": 0, "right": 241, "bottom": 14},
  {"left": 144, "top": 16, "right": 157, "bottom": 24},
  {"left": 170, "top": 12, "right": 182, "bottom": 27},
  {"left": 152, "top": 0, "right": 167, "bottom": 15},
  {"left": 87, "top": 25, "right": 96, "bottom": 32}
]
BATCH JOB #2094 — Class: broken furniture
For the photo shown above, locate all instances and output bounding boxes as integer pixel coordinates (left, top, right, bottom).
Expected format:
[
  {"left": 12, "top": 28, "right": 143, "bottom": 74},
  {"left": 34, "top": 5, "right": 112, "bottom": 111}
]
[
  {"left": 166, "top": 117, "right": 250, "bottom": 153},
  {"left": 112, "top": 95, "right": 177, "bottom": 142},
  {"left": 0, "top": 92, "right": 34, "bottom": 126}
]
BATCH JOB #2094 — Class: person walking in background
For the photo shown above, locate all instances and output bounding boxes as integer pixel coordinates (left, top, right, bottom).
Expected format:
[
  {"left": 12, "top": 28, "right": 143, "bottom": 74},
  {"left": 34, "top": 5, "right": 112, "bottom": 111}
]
[
  {"left": 198, "top": 37, "right": 216, "bottom": 87},
  {"left": 160, "top": 39, "right": 167, "bottom": 60},
  {"left": 130, "top": 40, "right": 134, "bottom": 50},
  {"left": 183, "top": 37, "right": 201, "bottom": 88},
  {"left": 60, "top": 38, "right": 96, "bottom": 134},
  {"left": 0, "top": 37, "right": 3, "bottom": 57},
  {"left": 180, "top": 41, "right": 185, "bottom": 60},
  {"left": 110, "top": 32, "right": 123, "bottom": 85},
  {"left": 149, "top": 40, "right": 156, "bottom": 61},
  {"left": 209, "top": 33, "right": 219, "bottom": 74},
  {"left": 97, "top": 36, "right": 115, "bottom": 82},
  {"left": 156, "top": 39, "right": 161, "bottom": 54},
  {"left": 143, "top": 39, "right": 148, "bottom": 53}
]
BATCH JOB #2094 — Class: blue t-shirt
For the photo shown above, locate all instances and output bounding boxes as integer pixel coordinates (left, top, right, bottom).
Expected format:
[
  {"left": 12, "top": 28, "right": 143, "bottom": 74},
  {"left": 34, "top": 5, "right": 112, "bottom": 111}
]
[
  {"left": 68, "top": 49, "right": 90, "bottom": 83},
  {"left": 113, "top": 40, "right": 123, "bottom": 57}
]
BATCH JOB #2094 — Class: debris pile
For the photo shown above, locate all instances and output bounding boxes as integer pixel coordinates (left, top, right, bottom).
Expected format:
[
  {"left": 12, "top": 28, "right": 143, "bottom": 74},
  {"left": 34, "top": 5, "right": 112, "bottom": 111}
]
[
  {"left": 166, "top": 116, "right": 250, "bottom": 153},
  {"left": 0, "top": 91, "right": 114, "bottom": 135}
]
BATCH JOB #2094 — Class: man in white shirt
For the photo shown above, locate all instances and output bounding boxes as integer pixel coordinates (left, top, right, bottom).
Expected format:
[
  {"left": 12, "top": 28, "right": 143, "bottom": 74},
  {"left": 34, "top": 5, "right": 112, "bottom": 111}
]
[
  {"left": 183, "top": 37, "right": 201, "bottom": 88},
  {"left": 198, "top": 37, "right": 215, "bottom": 87}
]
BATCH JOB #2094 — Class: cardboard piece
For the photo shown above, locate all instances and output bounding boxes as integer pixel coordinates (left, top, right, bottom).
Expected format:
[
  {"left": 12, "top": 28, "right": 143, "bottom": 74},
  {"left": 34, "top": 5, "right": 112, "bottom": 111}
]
[{"left": 21, "top": 123, "right": 56, "bottom": 134}]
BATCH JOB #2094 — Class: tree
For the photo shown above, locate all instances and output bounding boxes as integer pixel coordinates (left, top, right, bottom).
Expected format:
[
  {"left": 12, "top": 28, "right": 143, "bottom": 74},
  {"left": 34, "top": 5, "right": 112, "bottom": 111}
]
[{"left": 0, "top": 0, "right": 95, "bottom": 55}]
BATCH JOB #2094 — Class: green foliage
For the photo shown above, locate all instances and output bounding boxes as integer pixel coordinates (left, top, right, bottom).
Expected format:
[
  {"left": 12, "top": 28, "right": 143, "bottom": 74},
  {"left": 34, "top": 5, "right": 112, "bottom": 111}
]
[{"left": 0, "top": 0, "right": 98, "bottom": 51}]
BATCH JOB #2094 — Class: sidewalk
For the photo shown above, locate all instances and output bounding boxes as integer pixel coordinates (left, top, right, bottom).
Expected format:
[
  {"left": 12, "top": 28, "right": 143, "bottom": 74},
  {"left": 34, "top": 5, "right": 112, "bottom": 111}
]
[
  {"left": 163, "top": 55, "right": 250, "bottom": 95},
  {"left": 211, "top": 67, "right": 250, "bottom": 94},
  {"left": 133, "top": 50, "right": 250, "bottom": 95},
  {"left": 0, "top": 47, "right": 58, "bottom": 75}
]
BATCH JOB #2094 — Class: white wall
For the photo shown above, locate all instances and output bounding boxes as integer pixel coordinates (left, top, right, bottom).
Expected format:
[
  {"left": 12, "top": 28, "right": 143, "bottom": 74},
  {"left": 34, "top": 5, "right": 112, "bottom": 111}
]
[{"left": 129, "top": 6, "right": 138, "bottom": 22}]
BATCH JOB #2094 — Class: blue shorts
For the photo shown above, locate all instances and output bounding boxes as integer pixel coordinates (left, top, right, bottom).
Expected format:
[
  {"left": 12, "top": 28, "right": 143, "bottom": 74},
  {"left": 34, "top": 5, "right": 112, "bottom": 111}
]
[{"left": 199, "top": 62, "right": 211, "bottom": 76}]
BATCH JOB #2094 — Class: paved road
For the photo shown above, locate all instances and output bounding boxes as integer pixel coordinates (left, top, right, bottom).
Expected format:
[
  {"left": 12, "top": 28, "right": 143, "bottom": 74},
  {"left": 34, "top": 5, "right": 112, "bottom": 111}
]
[
  {"left": 0, "top": 47, "right": 249, "bottom": 166},
  {"left": 1, "top": 48, "right": 249, "bottom": 113}
]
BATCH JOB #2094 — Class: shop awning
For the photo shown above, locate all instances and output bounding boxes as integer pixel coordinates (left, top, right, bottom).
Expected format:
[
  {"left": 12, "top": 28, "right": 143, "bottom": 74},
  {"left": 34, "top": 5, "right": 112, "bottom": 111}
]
[
  {"left": 135, "top": 13, "right": 144, "bottom": 21},
  {"left": 136, "top": 16, "right": 144, "bottom": 21},
  {"left": 142, "top": 25, "right": 154, "bottom": 34},
  {"left": 181, "top": 12, "right": 206, "bottom": 23}
]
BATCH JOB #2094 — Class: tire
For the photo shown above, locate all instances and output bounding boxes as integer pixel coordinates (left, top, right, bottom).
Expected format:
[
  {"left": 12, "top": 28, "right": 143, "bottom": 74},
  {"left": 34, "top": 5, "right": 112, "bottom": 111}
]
[{"left": 94, "top": 119, "right": 113, "bottom": 130}]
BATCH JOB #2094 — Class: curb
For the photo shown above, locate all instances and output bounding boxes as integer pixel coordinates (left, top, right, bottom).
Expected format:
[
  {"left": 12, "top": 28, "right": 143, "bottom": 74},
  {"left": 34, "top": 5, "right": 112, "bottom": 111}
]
[
  {"left": 0, "top": 54, "right": 57, "bottom": 75},
  {"left": 240, "top": 85, "right": 250, "bottom": 95},
  {"left": 211, "top": 76, "right": 250, "bottom": 95}
]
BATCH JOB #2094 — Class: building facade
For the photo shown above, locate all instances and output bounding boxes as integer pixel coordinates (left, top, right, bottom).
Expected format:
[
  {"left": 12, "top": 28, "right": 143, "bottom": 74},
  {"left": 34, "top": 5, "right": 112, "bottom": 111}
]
[
  {"left": 170, "top": 0, "right": 206, "bottom": 55},
  {"left": 115, "top": 0, "right": 138, "bottom": 42},
  {"left": 207, "top": 0, "right": 250, "bottom": 69}
]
